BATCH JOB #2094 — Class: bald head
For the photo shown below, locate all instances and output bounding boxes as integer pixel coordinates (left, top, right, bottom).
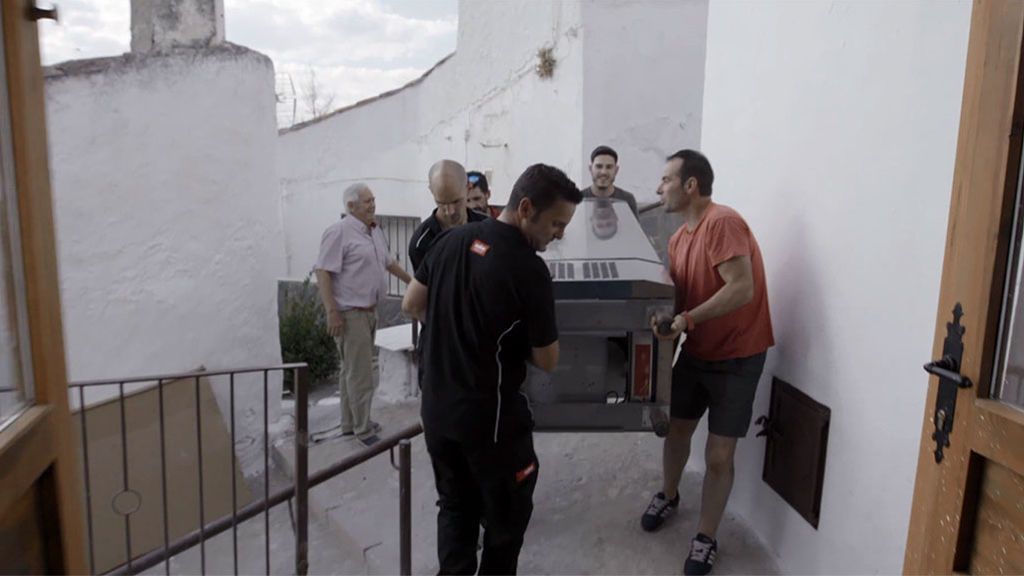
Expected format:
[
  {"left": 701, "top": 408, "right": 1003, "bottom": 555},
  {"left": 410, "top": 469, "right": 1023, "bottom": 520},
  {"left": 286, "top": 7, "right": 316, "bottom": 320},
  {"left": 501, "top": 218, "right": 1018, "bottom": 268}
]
[
  {"left": 428, "top": 159, "right": 469, "bottom": 230},
  {"left": 429, "top": 159, "right": 466, "bottom": 185}
]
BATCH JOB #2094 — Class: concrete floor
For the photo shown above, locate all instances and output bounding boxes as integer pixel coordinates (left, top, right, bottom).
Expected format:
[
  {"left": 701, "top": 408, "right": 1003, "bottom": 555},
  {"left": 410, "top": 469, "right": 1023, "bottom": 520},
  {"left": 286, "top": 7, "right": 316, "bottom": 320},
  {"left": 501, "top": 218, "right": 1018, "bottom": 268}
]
[
  {"left": 271, "top": 394, "right": 781, "bottom": 575},
  {"left": 138, "top": 502, "right": 361, "bottom": 576}
]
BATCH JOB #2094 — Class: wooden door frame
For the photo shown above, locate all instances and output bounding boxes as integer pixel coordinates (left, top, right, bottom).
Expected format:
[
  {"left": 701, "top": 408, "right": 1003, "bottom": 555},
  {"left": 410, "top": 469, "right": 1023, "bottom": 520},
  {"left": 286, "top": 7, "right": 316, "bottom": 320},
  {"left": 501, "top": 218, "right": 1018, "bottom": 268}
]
[
  {"left": 0, "top": 0, "right": 86, "bottom": 572},
  {"left": 904, "top": 0, "right": 1024, "bottom": 572}
]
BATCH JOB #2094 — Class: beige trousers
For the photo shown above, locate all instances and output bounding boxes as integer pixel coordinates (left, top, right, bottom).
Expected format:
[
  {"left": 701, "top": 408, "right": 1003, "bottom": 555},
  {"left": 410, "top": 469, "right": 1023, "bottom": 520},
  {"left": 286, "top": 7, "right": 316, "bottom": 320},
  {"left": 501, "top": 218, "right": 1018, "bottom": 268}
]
[{"left": 336, "top": 309, "right": 377, "bottom": 437}]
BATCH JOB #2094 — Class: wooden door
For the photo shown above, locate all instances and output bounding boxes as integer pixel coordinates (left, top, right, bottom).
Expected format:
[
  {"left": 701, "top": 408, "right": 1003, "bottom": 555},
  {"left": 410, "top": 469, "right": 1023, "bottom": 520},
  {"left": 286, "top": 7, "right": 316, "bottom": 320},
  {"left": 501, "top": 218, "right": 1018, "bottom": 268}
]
[
  {"left": 0, "top": 1, "right": 86, "bottom": 573},
  {"left": 905, "top": 1, "right": 1024, "bottom": 573}
]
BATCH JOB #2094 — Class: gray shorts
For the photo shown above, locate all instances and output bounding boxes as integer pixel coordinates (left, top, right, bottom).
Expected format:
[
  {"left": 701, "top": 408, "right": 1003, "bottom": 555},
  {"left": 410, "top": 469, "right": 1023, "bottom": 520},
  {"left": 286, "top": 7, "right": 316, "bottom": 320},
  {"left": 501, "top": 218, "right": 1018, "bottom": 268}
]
[{"left": 670, "top": 349, "right": 767, "bottom": 437}]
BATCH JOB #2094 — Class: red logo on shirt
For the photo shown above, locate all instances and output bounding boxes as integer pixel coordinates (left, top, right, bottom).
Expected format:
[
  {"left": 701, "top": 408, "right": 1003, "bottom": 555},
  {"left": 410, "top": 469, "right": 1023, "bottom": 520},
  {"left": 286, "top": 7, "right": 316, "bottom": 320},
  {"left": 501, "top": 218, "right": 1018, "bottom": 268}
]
[
  {"left": 515, "top": 461, "right": 537, "bottom": 483},
  {"left": 470, "top": 239, "right": 491, "bottom": 257}
]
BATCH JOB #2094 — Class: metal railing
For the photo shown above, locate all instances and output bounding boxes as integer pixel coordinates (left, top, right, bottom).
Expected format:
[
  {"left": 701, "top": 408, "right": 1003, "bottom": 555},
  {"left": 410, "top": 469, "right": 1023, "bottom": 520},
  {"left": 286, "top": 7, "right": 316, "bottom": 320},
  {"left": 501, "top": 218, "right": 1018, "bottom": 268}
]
[
  {"left": 378, "top": 214, "right": 421, "bottom": 296},
  {"left": 68, "top": 364, "right": 422, "bottom": 576}
]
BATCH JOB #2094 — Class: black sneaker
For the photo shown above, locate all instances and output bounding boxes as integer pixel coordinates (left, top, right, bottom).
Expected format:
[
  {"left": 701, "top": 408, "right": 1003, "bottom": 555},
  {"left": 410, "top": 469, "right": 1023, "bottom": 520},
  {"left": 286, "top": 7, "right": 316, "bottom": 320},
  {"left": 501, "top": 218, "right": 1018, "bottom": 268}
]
[
  {"left": 683, "top": 533, "right": 718, "bottom": 576},
  {"left": 640, "top": 491, "right": 679, "bottom": 532},
  {"left": 357, "top": 434, "right": 381, "bottom": 448}
]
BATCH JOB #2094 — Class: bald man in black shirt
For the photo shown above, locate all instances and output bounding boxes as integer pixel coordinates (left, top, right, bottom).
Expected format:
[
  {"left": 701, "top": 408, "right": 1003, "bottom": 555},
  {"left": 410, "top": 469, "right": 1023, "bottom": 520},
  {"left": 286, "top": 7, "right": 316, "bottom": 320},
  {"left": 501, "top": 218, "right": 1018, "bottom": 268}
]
[
  {"left": 409, "top": 160, "right": 488, "bottom": 272},
  {"left": 403, "top": 164, "right": 582, "bottom": 575}
]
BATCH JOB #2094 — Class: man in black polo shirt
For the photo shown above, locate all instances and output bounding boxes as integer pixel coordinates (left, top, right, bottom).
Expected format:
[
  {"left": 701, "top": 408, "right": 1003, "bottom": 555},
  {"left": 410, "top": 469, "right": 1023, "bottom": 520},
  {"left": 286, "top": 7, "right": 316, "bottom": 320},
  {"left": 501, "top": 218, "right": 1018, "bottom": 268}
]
[
  {"left": 402, "top": 164, "right": 582, "bottom": 575},
  {"left": 408, "top": 159, "right": 488, "bottom": 271}
]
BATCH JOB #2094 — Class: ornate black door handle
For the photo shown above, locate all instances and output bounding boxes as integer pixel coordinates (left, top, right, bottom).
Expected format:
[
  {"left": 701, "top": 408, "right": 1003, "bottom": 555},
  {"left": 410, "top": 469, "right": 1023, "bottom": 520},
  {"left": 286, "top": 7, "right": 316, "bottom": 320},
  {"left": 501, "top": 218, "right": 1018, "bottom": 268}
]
[
  {"left": 924, "top": 304, "right": 971, "bottom": 463},
  {"left": 923, "top": 355, "right": 972, "bottom": 389}
]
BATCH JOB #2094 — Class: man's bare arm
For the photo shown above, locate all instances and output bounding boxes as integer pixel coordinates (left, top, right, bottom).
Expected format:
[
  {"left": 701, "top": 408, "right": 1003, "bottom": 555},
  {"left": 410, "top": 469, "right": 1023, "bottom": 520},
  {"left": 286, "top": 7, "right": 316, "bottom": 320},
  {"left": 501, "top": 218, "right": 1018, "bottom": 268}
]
[
  {"left": 688, "top": 255, "right": 754, "bottom": 325},
  {"left": 315, "top": 269, "right": 344, "bottom": 337},
  {"left": 388, "top": 261, "right": 412, "bottom": 285},
  {"left": 531, "top": 341, "right": 560, "bottom": 373},
  {"left": 652, "top": 255, "right": 754, "bottom": 338},
  {"left": 402, "top": 278, "right": 428, "bottom": 323}
]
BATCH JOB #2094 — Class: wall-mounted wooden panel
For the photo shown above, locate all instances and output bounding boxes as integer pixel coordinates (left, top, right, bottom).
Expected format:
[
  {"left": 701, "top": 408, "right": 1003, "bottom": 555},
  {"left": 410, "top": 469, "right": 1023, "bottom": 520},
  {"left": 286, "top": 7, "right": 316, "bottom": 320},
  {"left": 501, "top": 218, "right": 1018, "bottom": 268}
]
[{"left": 761, "top": 377, "right": 831, "bottom": 528}]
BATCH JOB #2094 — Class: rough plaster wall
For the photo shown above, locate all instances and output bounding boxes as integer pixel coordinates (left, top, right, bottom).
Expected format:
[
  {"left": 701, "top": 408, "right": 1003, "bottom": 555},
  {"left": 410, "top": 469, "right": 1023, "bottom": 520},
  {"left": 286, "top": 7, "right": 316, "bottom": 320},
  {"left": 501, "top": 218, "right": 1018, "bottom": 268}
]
[
  {"left": 131, "top": 0, "right": 225, "bottom": 53},
  {"left": 453, "top": 1, "right": 584, "bottom": 193},
  {"left": 697, "top": 2, "right": 971, "bottom": 573},
  {"left": 581, "top": 0, "right": 707, "bottom": 203},
  {"left": 277, "top": 0, "right": 584, "bottom": 278},
  {"left": 45, "top": 45, "right": 286, "bottom": 475}
]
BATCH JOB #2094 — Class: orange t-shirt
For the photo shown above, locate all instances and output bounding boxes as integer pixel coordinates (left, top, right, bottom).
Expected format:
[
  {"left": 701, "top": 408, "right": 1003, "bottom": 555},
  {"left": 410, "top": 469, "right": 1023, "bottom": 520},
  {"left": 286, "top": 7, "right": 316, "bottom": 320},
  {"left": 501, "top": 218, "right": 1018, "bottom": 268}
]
[{"left": 668, "top": 202, "right": 774, "bottom": 361}]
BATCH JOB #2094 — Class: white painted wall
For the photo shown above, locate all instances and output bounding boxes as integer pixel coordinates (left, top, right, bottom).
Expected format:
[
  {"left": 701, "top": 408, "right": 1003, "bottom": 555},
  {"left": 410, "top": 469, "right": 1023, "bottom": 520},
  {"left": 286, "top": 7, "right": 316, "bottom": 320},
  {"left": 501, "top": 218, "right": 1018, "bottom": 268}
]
[
  {"left": 692, "top": 2, "right": 972, "bottom": 573},
  {"left": 131, "top": 0, "right": 225, "bottom": 53},
  {"left": 45, "top": 44, "right": 286, "bottom": 473},
  {"left": 278, "top": 0, "right": 584, "bottom": 277},
  {"left": 581, "top": 0, "right": 707, "bottom": 204},
  {"left": 278, "top": 0, "right": 708, "bottom": 278},
  {"left": 273, "top": 1, "right": 971, "bottom": 570}
]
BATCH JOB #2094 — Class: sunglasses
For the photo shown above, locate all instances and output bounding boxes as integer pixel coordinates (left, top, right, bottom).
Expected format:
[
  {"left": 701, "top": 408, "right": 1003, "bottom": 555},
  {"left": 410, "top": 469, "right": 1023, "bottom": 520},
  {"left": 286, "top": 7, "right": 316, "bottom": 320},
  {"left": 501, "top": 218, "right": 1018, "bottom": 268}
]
[{"left": 468, "top": 174, "right": 481, "bottom": 184}]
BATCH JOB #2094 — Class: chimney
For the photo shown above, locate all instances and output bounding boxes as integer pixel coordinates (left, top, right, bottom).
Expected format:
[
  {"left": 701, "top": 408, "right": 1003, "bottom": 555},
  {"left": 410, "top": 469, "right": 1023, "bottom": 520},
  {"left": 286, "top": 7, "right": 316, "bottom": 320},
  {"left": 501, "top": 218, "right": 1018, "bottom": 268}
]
[{"left": 130, "top": 0, "right": 225, "bottom": 54}]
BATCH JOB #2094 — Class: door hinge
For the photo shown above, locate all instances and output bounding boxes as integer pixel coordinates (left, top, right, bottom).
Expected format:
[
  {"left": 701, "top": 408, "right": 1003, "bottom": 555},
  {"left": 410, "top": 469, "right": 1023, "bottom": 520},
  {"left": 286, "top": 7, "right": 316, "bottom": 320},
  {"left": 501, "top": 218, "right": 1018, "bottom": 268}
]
[{"left": 27, "top": 2, "right": 59, "bottom": 22}]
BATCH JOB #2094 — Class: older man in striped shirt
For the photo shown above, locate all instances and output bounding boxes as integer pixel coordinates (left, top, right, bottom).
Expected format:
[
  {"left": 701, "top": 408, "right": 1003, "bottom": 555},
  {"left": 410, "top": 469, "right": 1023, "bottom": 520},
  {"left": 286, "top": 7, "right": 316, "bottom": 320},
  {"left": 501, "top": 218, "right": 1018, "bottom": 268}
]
[{"left": 315, "top": 183, "right": 411, "bottom": 447}]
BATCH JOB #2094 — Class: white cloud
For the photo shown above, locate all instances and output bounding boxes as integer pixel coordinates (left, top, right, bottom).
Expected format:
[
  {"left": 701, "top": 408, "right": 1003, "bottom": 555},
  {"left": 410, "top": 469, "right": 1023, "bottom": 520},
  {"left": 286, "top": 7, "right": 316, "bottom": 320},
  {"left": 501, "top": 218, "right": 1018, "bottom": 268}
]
[
  {"left": 38, "top": 0, "right": 458, "bottom": 124},
  {"left": 226, "top": 0, "right": 457, "bottom": 125},
  {"left": 38, "top": 0, "right": 130, "bottom": 64}
]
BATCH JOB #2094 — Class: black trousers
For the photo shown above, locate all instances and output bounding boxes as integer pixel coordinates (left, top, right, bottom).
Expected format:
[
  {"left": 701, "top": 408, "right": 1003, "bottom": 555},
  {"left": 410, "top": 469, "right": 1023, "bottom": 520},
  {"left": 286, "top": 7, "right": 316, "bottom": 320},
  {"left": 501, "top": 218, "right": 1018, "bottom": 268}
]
[{"left": 424, "top": 429, "right": 538, "bottom": 575}]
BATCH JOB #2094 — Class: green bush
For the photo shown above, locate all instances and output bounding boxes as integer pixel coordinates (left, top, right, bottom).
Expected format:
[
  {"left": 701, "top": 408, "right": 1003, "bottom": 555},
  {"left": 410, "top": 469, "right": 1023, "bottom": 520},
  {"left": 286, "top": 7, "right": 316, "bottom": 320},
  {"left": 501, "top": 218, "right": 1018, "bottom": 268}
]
[{"left": 280, "top": 275, "right": 339, "bottom": 392}]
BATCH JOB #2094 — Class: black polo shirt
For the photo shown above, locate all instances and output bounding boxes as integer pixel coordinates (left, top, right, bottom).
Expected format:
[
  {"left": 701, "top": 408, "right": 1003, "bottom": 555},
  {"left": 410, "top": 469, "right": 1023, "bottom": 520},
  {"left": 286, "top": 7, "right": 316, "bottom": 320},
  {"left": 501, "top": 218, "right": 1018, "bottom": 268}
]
[
  {"left": 415, "top": 219, "right": 558, "bottom": 444},
  {"left": 408, "top": 208, "right": 488, "bottom": 271}
]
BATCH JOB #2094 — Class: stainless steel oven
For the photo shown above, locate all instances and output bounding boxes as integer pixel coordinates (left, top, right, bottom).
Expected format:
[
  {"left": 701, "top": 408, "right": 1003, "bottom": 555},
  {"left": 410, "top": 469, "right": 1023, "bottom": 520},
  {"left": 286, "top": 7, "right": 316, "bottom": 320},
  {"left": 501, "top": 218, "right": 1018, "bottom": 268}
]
[{"left": 528, "top": 197, "right": 674, "bottom": 435}]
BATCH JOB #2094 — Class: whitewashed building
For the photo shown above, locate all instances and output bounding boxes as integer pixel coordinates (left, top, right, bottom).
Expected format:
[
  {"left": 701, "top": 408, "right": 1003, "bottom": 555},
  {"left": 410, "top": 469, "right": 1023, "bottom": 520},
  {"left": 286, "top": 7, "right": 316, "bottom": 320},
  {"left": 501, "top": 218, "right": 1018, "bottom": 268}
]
[{"left": 42, "top": 0, "right": 1015, "bottom": 574}]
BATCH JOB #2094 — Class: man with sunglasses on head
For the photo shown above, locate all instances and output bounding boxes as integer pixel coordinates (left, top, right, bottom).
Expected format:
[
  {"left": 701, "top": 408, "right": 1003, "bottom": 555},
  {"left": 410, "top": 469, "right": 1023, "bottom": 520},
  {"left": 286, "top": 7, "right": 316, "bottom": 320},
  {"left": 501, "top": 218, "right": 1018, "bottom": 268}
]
[
  {"left": 467, "top": 170, "right": 502, "bottom": 218},
  {"left": 409, "top": 160, "right": 489, "bottom": 272}
]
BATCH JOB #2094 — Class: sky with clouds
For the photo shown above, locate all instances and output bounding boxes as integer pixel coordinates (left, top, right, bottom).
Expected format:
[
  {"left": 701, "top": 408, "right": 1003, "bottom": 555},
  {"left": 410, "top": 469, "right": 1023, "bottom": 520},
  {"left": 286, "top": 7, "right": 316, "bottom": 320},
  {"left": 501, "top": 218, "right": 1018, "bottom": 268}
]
[{"left": 39, "top": 0, "right": 459, "bottom": 126}]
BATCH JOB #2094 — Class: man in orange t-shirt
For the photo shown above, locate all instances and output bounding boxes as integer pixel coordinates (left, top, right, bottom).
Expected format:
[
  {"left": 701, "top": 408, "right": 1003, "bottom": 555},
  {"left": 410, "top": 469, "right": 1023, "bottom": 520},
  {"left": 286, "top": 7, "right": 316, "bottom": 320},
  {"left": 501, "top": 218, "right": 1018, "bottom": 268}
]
[{"left": 640, "top": 150, "right": 773, "bottom": 576}]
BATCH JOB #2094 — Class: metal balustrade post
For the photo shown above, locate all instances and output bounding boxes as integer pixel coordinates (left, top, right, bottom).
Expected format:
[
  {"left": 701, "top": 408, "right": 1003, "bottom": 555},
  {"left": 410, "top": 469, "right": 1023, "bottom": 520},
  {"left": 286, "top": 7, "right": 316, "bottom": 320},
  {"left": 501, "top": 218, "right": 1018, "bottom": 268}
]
[
  {"left": 399, "top": 439, "right": 412, "bottom": 576},
  {"left": 229, "top": 374, "right": 238, "bottom": 575},
  {"left": 158, "top": 379, "right": 170, "bottom": 576},
  {"left": 78, "top": 386, "right": 96, "bottom": 575},
  {"left": 294, "top": 366, "right": 309, "bottom": 576},
  {"left": 117, "top": 383, "right": 134, "bottom": 573},
  {"left": 263, "top": 371, "right": 270, "bottom": 576},
  {"left": 195, "top": 376, "right": 206, "bottom": 574}
]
